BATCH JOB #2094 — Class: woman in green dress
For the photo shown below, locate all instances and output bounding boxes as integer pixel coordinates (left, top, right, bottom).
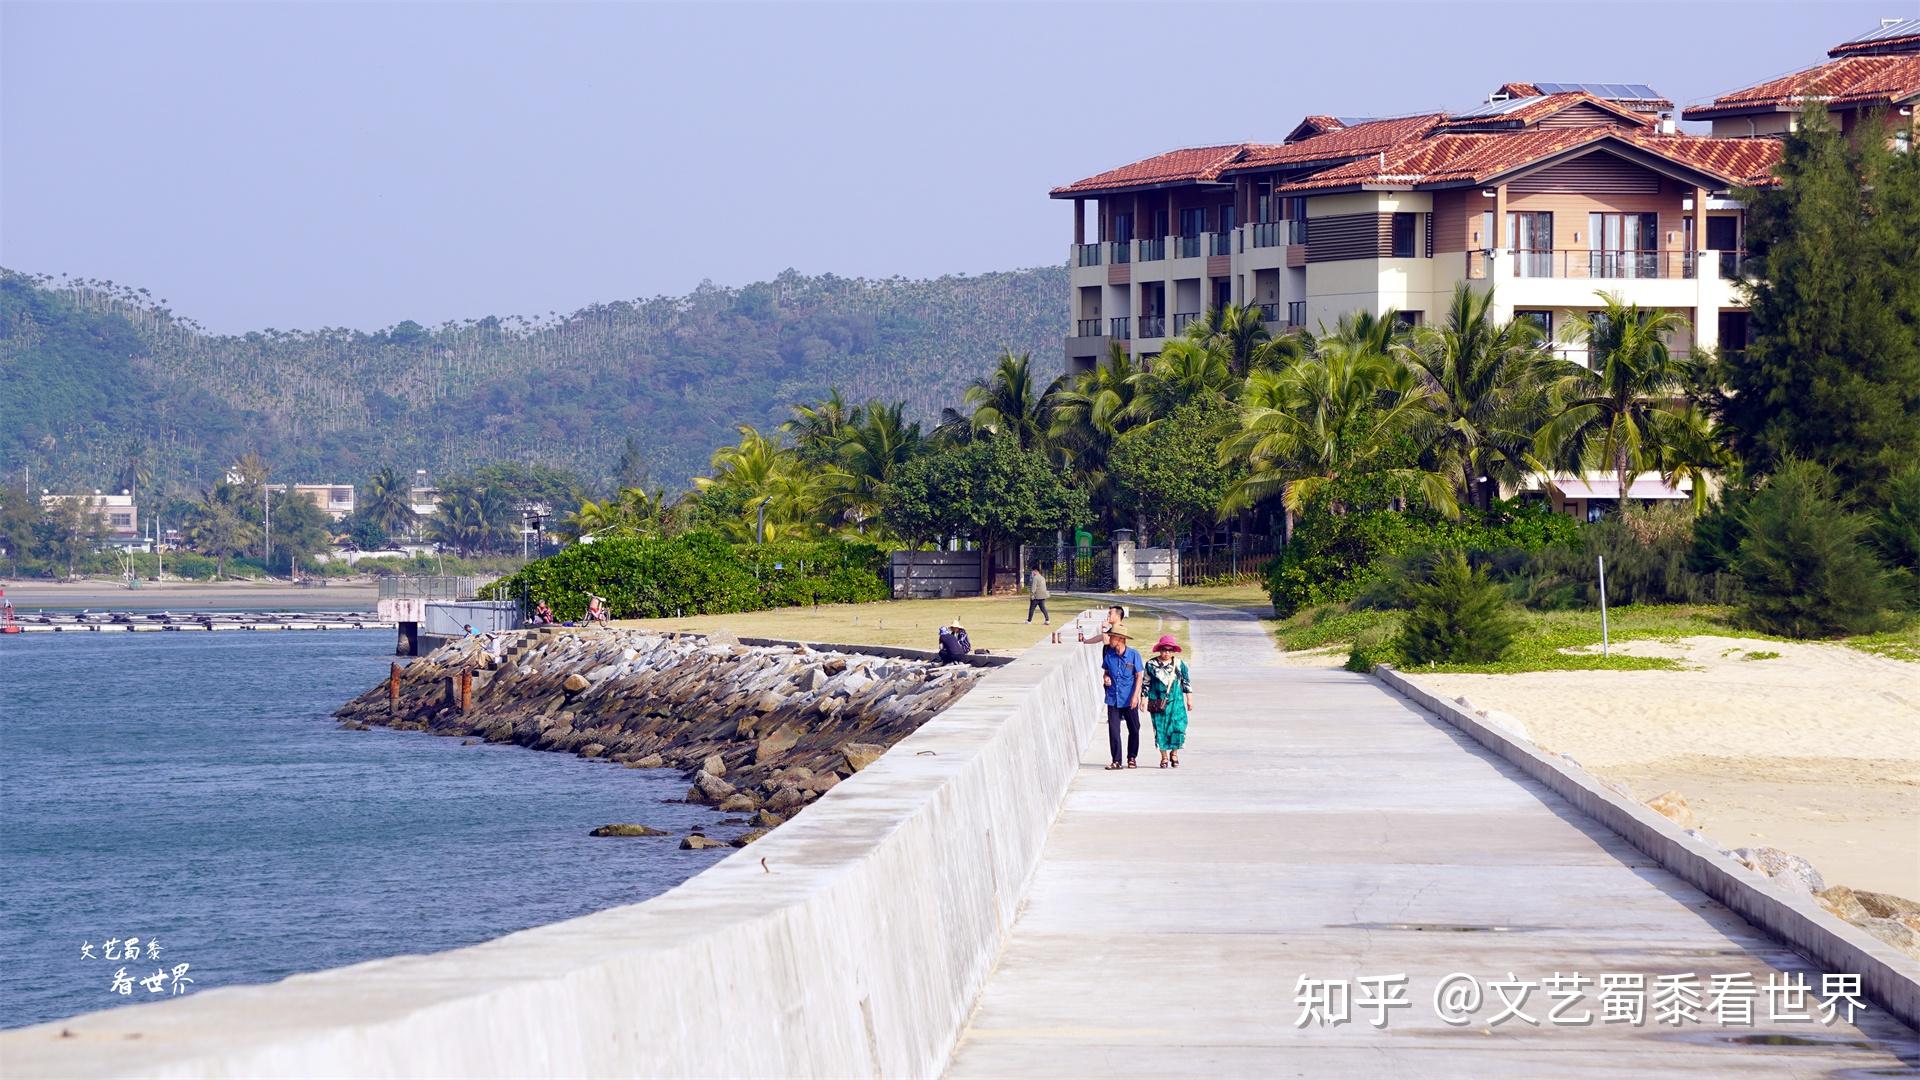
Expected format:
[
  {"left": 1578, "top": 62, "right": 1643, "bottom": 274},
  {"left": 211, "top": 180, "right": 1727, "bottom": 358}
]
[{"left": 1144, "top": 633, "right": 1191, "bottom": 768}]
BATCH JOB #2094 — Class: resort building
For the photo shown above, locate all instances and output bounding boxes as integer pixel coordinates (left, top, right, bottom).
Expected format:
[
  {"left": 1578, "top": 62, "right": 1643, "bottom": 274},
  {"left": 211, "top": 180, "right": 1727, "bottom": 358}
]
[
  {"left": 289, "top": 483, "right": 357, "bottom": 521},
  {"left": 41, "top": 491, "right": 142, "bottom": 548},
  {"left": 1049, "top": 20, "right": 1920, "bottom": 378}
]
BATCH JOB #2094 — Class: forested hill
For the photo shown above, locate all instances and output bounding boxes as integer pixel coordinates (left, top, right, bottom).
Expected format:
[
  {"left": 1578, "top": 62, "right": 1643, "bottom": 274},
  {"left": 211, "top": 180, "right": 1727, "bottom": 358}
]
[{"left": 0, "top": 266, "right": 1068, "bottom": 492}]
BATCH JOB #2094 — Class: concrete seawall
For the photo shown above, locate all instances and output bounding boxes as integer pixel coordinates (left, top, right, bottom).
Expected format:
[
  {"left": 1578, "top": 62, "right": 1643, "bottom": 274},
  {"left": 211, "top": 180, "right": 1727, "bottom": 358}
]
[{"left": 0, "top": 622, "right": 1102, "bottom": 1078}]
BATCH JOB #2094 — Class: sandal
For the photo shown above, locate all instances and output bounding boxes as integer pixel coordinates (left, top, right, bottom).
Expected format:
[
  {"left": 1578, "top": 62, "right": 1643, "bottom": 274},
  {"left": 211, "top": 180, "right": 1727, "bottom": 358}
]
[
  {"left": 1126, "top": 759, "right": 1138, "bottom": 769},
  {"left": 1158, "top": 760, "right": 1169, "bottom": 769},
  {"left": 1104, "top": 762, "right": 1124, "bottom": 771},
  {"left": 1171, "top": 758, "right": 1181, "bottom": 768}
]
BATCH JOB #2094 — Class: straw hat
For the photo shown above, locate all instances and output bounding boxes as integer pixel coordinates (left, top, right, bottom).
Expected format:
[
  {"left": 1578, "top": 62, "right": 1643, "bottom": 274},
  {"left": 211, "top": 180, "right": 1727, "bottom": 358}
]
[
  {"left": 948, "top": 617, "right": 966, "bottom": 631},
  {"left": 1107, "top": 622, "right": 1131, "bottom": 639}
]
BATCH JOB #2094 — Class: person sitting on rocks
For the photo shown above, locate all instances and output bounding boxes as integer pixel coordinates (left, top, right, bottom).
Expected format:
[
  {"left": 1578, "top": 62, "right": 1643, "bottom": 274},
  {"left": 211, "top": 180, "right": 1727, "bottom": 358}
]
[
  {"left": 531, "top": 600, "right": 554, "bottom": 627},
  {"left": 938, "top": 619, "right": 973, "bottom": 664}
]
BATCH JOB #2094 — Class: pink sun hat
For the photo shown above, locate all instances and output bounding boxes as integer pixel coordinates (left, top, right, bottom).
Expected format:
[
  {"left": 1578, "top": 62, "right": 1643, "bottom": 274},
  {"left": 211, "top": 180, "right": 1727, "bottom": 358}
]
[{"left": 1153, "top": 634, "right": 1180, "bottom": 653}]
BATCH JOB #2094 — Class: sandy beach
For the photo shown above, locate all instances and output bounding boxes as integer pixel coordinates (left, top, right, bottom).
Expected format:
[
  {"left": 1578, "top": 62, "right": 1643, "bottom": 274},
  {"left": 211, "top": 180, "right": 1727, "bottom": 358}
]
[
  {"left": 1405, "top": 636, "right": 1920, "bottom": 899},
  {"left": 0, "top": 578, "right": 379, "bottom": 611}
]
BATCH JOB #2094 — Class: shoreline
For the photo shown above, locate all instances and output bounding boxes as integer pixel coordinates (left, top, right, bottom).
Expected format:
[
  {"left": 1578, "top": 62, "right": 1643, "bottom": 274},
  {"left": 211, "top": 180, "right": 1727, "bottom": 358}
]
[{"left": 1, "top": 578, "right": 379, "bottom": 611}]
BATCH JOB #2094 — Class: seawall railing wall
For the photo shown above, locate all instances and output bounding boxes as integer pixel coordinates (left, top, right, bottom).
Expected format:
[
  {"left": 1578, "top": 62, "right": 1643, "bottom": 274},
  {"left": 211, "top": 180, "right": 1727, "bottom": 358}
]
[{"left": 1, "top": 619, "right": 1104, "bottom": 1079}]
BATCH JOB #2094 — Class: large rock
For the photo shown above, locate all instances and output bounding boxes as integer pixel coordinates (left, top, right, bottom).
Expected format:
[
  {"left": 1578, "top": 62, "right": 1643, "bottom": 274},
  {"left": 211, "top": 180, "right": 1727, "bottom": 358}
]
[
  {"left": 751, "top": 809, "right": 786, "bottom": 828},
  {"left": 717, "top": 793, "right": 761, "bottom": 813},
  {"left": 755, "top": 724, "right": 801, "bottom": 764},
  {"left": 1645, "top": 790, "right": 1697, "bottom": 830},
  {"left": 822, "top": 656, "right": 847, "bottom": 675},
  {"left": 700, "top": 753, "right": 728, "bottom": 779},
  {"left": 562, "top": 673, "right": 590, "bottom": 693},
  {"left": 751, "top": 692, "right": 783, "bottom": 715},
  {"left": 841, "top": 742, "right": 887, "bottom": 773},
  {"left": 687, "top": 770, "right": 738, "bottom": 805},
  {"left": 730, "top": 828, "right": 770, "bottom": 848},
  {"left": 1818, "top": 886, "right": 1874, "bottom": 923},
  {"left": 1857, "top": 917, "right": 1920, "bottom": 961},
  {"left": 624, "top": 753, "right": 666, "bottom": 769},
  {"left": 681, "top": 834, "right": 728, "bottom": 850},
  {"left": 1730, "top": 846, "right": 1825, "bottom": 895},
  {"left": 764, "top": 785, "right": 807, "bottom": 813},
  {"left": 1855, "top": 889, "right": 1920, "bottom": 921},
  {"left": 589, "top": 823, "right": 668, "bottom": 837}
]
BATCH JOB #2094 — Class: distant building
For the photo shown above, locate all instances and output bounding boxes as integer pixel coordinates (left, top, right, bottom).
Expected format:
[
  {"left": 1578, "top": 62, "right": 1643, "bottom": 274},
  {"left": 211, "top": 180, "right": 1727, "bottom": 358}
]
[
  {"left": 42, "top": 491, "right": 144, "bottom": 549},
  {"left": 289, "top": 483, "right": 357, "bottom": 521}
]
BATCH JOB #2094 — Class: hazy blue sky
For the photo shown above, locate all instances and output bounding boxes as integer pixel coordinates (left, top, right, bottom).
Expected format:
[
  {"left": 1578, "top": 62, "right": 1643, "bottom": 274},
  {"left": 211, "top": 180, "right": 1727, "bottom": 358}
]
[{"left": 0, "top": 1, "right": 1890, "bottom": 332}]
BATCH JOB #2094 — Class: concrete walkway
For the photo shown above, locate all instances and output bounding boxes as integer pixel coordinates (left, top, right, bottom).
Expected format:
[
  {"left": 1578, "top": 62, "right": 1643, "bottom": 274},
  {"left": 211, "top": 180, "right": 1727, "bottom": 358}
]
[{"left": 946, "top": 600, "right": 1919, "bottom": 1077}]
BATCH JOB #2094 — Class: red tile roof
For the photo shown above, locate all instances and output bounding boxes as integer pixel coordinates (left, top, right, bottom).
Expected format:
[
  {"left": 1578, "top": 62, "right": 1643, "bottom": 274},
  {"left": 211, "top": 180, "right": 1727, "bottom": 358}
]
[
  {"left": 1435, "top": 92, "right": 1655, "bottom": 132},
  {"left": 1284, "top": 115, "right": 1345, "bottom": 143},
  {"left": 1270, "top": 128, "right": 1782, "bottom": 193},
  {"left": 1683, "top": 53, "right": 1920, "bottom": 118},
  {"left": 1219, "top": 113, "right": 1448, "bottom": 174},
  {"left": 1827, "top": 18, "right": 1920, "bottom": 57},
  {"left": 1495, "top": 82, "right": 1675, "bottom": 112},
  {"left": 1049, "top": 143, "right": 1270, "bottom": 196}
]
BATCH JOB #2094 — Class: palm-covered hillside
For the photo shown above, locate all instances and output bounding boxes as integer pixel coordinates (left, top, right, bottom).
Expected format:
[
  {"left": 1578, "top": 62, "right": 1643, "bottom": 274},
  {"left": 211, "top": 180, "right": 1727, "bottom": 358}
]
[{"left": 0, "top": 266, "right": 1067, "bottom": 491}]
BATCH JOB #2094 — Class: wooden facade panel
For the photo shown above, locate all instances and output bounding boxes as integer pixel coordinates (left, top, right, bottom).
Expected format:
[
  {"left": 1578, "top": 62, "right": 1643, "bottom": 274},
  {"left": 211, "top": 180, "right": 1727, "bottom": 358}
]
[
  {"left": 1305, "top": 213, "right": 1393, "bottom": 262},
  {"left": 1537, "top": 101, "right": 1637, "bottom": 128},
  {"left": 1510, "top": 150, "right": 1662, "bottom": 194},
  {"left": 1108, "top": 262, "right": 1130, "bottom": 286},
  {"left": 1206, "top": 254, "right": 1232, "bottom": 277}
]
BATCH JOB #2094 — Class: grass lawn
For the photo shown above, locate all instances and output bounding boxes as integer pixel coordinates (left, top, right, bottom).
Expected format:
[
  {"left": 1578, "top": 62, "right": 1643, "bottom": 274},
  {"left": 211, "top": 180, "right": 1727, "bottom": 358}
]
[
  {"left": 613, "top": 594, "right": 1195, "bottom": 657},
  {"left": 1268, "top": 601, "right": 1920, "bottom": 673},
  {"left": 1108, "top": 582, "right": 1274, "bottom": 615}
]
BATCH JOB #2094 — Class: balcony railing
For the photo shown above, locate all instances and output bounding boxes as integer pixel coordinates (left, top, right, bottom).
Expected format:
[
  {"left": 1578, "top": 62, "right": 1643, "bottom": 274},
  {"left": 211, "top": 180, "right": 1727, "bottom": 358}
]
[
  {"left": 1110, "top": 316, "right": 1131, "bottom": 340},
  {"left": 1288, "top": 219, "right": 1309, "bottom": 244},
  {"left": 1174, "top": 235, "right": 1200, "bottom": 258},
  {"left": 1718, "top": 249, "right": 1754, "bottom": 278},
  {"left": 1110, "top": 241, "right": 1131, "bottom": 265},
  {"left": 1137, "top": 238, "right": 1166, "bottom": 262},
  {"left": 1208, "top": 232, "right": 1233, "bottom": 256},
  {"left": 1250, "top": 222, "right": 1282, "bottom": 248},
  {"left": 1074, "top": 243, "right": 1102, "bottom": 267},
  {"left": 1171, "top": 312, "right": 1201, "bottom": 334},
  {"left": 1138, "top": 314, "right": 1167, "bottom": 338},
  {"left": 1507, "top": 248, "right": 1697, "bottom": 280},
  {"left": 1287, "top": 301, "right": 1306, "bottom": 326},
  {"left": 1075, "top": 318, "right": 1104, "bottom": 337},
  {"left": 1257, "top": 302, "right": 1280, "bottom": 321}
]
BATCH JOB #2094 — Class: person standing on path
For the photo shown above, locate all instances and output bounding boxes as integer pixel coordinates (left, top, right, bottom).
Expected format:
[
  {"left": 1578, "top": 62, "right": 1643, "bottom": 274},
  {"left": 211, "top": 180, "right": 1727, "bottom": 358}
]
[
  {"left": 1144, "top": 634, "right": 1191, "bottom": 768},
  {"left": 1099, "top": 623, "right": 1145, "bottom": 770},
  {"left": 1026, "top": 568, "right": 1050, "bottom": 624}
]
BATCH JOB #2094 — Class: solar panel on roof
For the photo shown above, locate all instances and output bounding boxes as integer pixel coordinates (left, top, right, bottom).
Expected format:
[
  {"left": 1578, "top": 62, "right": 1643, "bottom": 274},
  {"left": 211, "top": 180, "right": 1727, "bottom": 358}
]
[
  {"left": 1845, "top": 17, "right": 1920, "bottom": 44},
  {"left": 1452, "top": 96, "right": 1547, "bottom": 118},
  {"left": 1530, "top": 81, "right": 1664, "bottom": 100}
]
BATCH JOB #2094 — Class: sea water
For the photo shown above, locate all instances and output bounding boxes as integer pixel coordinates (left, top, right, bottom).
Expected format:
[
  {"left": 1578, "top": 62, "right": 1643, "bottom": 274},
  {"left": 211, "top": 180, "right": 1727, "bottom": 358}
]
[{"left": 0, "top": 630, "right": 728, "bottom": 1029}]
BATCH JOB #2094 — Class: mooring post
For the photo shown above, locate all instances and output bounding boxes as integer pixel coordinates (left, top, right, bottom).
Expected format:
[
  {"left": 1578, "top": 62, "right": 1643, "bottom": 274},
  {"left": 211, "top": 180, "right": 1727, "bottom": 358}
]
[
  {"left": 389, "top": 662, "right": 401, "bottom": 718},
  {"left": 458, "top": 671, "right": 473, "bottom": 713}
]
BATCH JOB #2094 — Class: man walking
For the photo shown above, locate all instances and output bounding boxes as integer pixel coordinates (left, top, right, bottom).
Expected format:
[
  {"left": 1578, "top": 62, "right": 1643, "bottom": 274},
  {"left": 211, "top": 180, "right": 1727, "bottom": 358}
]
[
  {"left": 1099, "top": 623, "right": 1144, "bottom": 770},
  {"left": 1026, "top": 567, "right": 1050, "bottom": 624}
]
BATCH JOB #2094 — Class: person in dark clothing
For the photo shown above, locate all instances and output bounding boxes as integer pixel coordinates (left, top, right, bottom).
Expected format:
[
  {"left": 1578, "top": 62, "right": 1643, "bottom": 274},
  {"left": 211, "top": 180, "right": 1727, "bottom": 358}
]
[
  {"left": 938, "top": 619, "right": 973, "bottom": 664},
  {"left": 1026, "top": 568, "right": 1050, "bottom": 624},
  {"left": 1099, "top": 623, "right": 1145, "bottom": 770}
]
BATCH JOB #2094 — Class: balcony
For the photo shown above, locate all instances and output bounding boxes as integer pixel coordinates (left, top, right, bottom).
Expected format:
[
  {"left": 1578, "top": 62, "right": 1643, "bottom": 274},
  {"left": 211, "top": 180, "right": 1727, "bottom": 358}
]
[
  {"left": 1110, "top": 316, "right": 1132, "bottom": 340},
  {"left": 1257, "top": 302, "right": 1280, "bottom": 321},
  {"left": 1175, "top": 235, "right": 1201, "bottom": 259},
  {"left": 1288, "top": 219, "right": 1309, "bottom": 244},
  {"left": 1171, "top": 312, "right": 1201, "bottom": 334},
  {"left": 1110, "top": 241, "right": 1131, "bottom": 265},
  {"left": 1074, "top": 243, "right": 1102, "bottom": 267},
  {"left": 1075, "top": 318, "right": 1104, "bottom": 337},
  {"left": 1287, "top": 301, "right": 1306, "bottom": 326},
  {"left": 1250, "top": 222, "right": 1282, "bottom": 248},
  {"left": 1208, "top": 232, "right": 1233, "bottom": 256},
  {"left": 1137, "top": 238, "right": 1166, "bottom": 262},
  {"left": 1506, "top": 249, "right": 1697, "bottom": 280},
  {"left": 1137, "top": 314, "right": 1166, "bottom": 338},
  {"left": 1718, "top": 250, "right": 1754, "bottom": 278}
]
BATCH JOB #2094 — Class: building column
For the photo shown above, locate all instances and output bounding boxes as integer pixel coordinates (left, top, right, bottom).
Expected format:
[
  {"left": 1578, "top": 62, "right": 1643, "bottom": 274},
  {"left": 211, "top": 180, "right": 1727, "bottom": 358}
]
[{"left": 1074, "top": 199, "right": 1086, "bottom": 246}]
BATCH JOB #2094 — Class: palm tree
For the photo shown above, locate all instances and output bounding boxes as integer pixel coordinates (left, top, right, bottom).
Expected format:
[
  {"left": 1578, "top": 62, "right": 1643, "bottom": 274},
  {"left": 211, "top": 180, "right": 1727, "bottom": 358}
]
[
  {"left": 360, "top": 466, "right": 418, "bottom": 538},
  {"left": 1049, "top": 343, "right": 1143, "bottom": 529},
  {"left": 1221, "top": 339, "right": 1456, "bottom": 517},
  {"left": 836, "top": 401, "right": 923, "bottom": 528},
  {"left": 184, "top": 497, "right": 256, "bottom": 578},
  {"left": 1395, "top": 284, "right": 1555, "bottom": 511},
  {"left": 429, "top": 484, "right": 515, "bottom": 555},
  {"left": 784, "top": 389, "right": 862, "bottom": 464},
  {"left": 696, "top": 426, "right": 839, "bottom": 540},
  {"left": 1189, "top": 303, "right": 1271, "bottom": 377},
  {"left": 1130, "top": 338, "right": 1236, "bottom": 421},
  {"left": 1540, "top": 293, "right": 1694, "bottom": 501},
  {"left": 955, "top": 350, "right": 1059, "bottom": 452}
]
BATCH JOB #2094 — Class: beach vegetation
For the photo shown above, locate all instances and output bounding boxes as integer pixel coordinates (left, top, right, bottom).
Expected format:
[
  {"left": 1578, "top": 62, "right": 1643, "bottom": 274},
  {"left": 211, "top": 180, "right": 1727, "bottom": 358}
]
[{"left": 1732, "top": 460, "right": 1906, "bottom": 638}]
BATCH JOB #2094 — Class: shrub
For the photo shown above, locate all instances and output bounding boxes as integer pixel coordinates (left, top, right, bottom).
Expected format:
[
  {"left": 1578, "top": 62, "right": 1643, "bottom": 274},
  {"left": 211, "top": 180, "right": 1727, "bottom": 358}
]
[
  {"left": 1867, "top": 465, "right": 1920, "bottom": 603},
  {"left": 481, "top": 530, "right": 888, "bottom": 620},
  {"left": 1344, "top": 620, "right": 1404, "bottom": 672},
  {"left": 1393, "top": 550, "right": 1521, "bottom": 666},
  {"left": 1734, "top": 460, "right": 1904, "bottom": 637},
  {"left": 1266, "top": 499, "right": 1576, "bottom": 616},
  {"left": 1518, "top": 508, "right": 1738, "bottom": 610}
]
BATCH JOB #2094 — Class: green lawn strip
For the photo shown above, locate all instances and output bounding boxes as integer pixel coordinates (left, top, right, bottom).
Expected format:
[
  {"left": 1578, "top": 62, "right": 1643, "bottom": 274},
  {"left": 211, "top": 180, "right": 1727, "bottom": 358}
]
[{"left": 1844, "top": 617, "right": 1920, "bottom": 662}]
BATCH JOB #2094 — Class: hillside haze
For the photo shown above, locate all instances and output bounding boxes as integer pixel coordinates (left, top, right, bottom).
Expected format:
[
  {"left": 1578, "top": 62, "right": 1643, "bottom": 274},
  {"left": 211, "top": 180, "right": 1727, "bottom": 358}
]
[{"left": 0, "top": 266, "right": 1068, "bottom": 494}]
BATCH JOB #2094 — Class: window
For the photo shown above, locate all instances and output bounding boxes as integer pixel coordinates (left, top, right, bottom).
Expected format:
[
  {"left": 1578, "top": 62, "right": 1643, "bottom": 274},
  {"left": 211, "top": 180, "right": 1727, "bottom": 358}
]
[
  {"left": 1515, "top": 310, "right": 1552, "bottom": 338},
  {"left": 110, "top": 513, "right": 132, "bottom": 528},
  {"left": 1153, "top": 209, "right": 1170, "bottom": 239},
  {"left": 1392, "top": 310, "right": 1423, "bottom": 329},
  {"left": 1508, "top": 211, "right": 1553, "bottom": 276},
  {"left": 1217, "top": 203, "right": 1236, "bottom": 232},
  {"left": 1589, "top": 212, "right": 1660, "bottom": 277},
  {"left": 1895, "top": 128, "right": 1911, "bottom": 155},
  {"left": 1179, "top": 208, "right": 1205, "bottom": 238},
  {"left": 1391, "top": 213, "right": 1417, "bottom": 258},
  {"left": 1109, "top": 213, "right": 1133, "bottom": 244}
]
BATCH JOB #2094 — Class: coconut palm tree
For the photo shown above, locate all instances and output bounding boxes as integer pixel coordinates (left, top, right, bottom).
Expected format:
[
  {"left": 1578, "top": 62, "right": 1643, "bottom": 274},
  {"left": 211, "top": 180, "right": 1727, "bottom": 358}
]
[
  {"left": 1189, "top": 303, "right": 1270, "bottom": 377},
  {"left": 360, "top": 466, "right": 418, "bottom": 538},
  {"left": 1395, "top": 284, "right": 1555, "bottom": 511},
  {"left": 695, "top": 426, "right": 840, "bottom": 541},
  {"left": 952, "top": 350, "right": 1060, "bottom": 452},
  {"left": 1221, "top": 339, "right": 1456, "bottom": 517},
  {"left": 836, "top": 401, "right": 923, "bottom": 528},
  {"left": 784, "top": 389, "right": 862, "bottom": 464},
  {"left": 1049, "top": 343, "right": 1143, "bottom": 530},
  {"left": 1130, "top": 338, "right": 1236, "bottom": 421},
  {"left": 1540, "top": 293, "right": 1694, "bottom": 502}
]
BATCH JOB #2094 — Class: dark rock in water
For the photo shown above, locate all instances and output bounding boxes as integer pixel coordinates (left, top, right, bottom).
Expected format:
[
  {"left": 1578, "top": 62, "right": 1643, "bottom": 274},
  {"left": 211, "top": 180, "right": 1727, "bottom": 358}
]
[
  {"left": 700, "top": 753, "right": 727, "bottom": 779},
  {"left": 687, "top": 770, "right": 737, "bottom": 805},
  {"left": 681, "top": 835, "right": 728, "bottom": 850},
  {"left": 625, "top": 753, "right": 666, "bottom": 769},
  {"left": 589, "top": 823, "right": 668, "bottom": 838},
  {"left": 717, "top": 793, "right": 761, "bottom": 813},
  {"left": 751, "top": 809, "right": 786, "bottom": 828},
  {"left": 731, "top": 829, "right": 770, "bottom": 848}
]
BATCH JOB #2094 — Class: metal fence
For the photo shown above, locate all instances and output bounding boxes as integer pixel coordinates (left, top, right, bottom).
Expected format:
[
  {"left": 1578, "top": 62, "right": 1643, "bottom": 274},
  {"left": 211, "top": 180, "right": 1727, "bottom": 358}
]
[{"left": 377, "top": 575, "right": 491, "bottom": 601}]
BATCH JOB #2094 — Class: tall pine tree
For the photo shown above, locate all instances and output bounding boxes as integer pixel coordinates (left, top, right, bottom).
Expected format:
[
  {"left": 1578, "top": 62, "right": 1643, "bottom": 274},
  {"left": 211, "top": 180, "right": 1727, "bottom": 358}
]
[{"left": 1720, "top": 107, "right": 1920, "bottom": 499}]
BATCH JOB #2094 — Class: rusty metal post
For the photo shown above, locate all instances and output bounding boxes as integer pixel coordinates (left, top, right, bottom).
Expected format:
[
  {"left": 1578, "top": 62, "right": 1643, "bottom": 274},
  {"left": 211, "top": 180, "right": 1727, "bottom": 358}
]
[
  {"left": 458, "top": 671, "right": 473, "bottom": 713},
  {"left": 389, "top": 662, "right": 400, "bottom": 718}
]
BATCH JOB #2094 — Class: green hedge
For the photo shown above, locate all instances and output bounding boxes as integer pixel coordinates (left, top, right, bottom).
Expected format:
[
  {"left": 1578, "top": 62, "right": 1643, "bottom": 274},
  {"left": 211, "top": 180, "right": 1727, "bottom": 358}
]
[
  {"left": 1266, "top": 501, "right": 1578, "bottom": 617},
  {"left": 480, "top": 530, "right": 889, "bottom": 620}
]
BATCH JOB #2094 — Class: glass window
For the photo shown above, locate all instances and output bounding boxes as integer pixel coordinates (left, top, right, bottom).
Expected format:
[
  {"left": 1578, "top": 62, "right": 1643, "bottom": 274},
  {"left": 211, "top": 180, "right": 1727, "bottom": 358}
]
[
  {"left": 1515, "top": 310, "right": 1552, "bottom": 337},
  {"left": 1391, "top": 213, "right": 1417, "bottom": 258},
  {"left": 1507, "top": 212, "right": 1553, "bottom": 276}
]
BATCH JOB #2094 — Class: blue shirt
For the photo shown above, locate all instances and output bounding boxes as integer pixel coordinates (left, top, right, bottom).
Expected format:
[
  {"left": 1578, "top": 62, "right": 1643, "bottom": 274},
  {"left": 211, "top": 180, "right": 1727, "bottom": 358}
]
[{"left": 1102, "top": 645, "right": 1145, "bottom": 708}]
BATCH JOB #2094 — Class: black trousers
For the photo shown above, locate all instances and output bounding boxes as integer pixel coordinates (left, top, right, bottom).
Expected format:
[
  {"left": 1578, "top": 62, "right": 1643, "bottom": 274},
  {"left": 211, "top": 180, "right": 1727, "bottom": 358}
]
[
  {"left": 1027, "top": 597, "right": 1049, "bottom": 622},
  {"left": 1107, "top": 704, "right": 1141, "bottom": 763}
]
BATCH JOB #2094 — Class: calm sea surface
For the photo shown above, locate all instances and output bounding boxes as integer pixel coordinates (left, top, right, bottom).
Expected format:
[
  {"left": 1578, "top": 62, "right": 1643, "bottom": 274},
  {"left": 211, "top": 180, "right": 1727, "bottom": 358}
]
[{"left": 0, "top": 629, "right": 728, "bottom": 1029}]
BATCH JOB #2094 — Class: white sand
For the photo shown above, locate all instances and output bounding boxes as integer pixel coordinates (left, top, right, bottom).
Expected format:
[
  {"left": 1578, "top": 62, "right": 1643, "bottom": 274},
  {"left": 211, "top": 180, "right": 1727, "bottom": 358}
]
[{"left": 1408, "top": 636, "right": 1920, "bottom": 898}]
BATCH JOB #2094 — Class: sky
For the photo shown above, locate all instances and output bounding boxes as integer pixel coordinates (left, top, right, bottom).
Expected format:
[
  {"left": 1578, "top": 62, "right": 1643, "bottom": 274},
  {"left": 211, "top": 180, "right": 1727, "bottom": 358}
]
[{"left": 0, "top": 0, "right": 1895, "bottom": 333}]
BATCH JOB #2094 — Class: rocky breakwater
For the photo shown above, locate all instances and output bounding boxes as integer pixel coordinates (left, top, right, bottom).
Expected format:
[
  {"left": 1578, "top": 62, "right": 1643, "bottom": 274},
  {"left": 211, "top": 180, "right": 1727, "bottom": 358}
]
[{"left": 333, "top": 627, "right": 984, "bottom": 824}]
